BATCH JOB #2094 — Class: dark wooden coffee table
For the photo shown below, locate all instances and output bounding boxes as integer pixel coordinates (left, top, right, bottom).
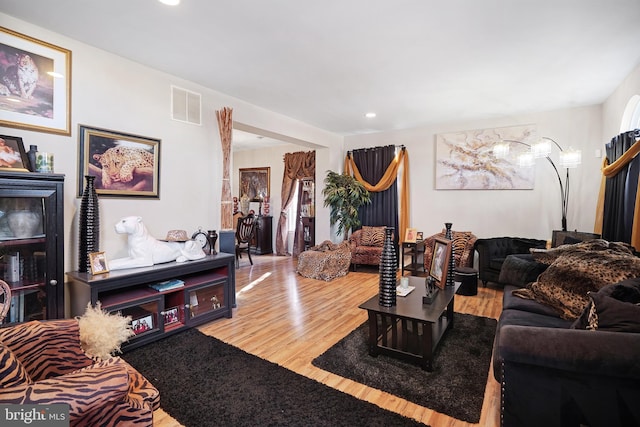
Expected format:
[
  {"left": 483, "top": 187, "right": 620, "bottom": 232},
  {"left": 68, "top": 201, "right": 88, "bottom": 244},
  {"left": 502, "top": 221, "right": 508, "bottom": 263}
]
[{"left": 358, "top": 278, "right": 459, "bottom": 371}]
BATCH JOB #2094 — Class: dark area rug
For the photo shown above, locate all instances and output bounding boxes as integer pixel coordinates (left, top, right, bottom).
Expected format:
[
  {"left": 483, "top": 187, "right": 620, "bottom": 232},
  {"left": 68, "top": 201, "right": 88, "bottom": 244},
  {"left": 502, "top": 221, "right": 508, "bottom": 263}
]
[
  {"left": 312, "top": 313, "right": 497, "bottom": 423},
  {"left": 123, "top": 328, "right": 428, "bottom": 427}
]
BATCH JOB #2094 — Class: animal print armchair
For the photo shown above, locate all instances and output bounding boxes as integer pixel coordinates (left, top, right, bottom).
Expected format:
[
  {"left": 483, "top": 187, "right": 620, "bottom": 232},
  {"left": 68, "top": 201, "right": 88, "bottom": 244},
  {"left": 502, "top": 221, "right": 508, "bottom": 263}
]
[
  {"left": 0, "top": 319, "right": 159, "bottom": 426},
  {"left": 423, "top": 229, "right": 477, "bottom": 272},
  {"left": 348, "top": 226, "right": 390, "bottom": 270}
]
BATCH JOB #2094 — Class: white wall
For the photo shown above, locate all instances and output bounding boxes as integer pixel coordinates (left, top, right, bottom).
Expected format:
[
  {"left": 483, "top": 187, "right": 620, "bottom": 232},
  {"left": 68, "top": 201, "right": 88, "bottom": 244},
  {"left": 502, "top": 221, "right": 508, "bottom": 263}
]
[
  {"left": 602, "top": 63, "right": 640, "bottom": 138},
  {"left": 344, "top": 106, "right": 604, "bottom": 241},
  {"left": 0, "top": 14, "right": 343, "bottom": 280},
  {"left": 3, "top": 12, "right": 639, "bottom": 287}
]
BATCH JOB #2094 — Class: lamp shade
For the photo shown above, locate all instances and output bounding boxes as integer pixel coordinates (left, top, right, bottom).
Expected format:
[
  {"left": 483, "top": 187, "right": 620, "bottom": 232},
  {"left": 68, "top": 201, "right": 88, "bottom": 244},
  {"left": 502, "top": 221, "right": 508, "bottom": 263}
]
[
  {"left": 559, "top": 148, "right": 582, "bottom": 168},
  {"left": 531, "top": 139, "right": 551, "bottom": 158},
  {"left": 518, "top": 152, "right": 535, "bottom": 168},
  {"left": 493, "top": 142, "right": 510, "bottom": 159}
]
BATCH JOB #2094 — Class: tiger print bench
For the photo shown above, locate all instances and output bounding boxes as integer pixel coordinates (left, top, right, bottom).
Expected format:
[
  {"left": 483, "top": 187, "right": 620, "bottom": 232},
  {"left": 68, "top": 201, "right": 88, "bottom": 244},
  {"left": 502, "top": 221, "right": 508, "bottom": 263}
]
[
  {"left": 296, "top": 240, "right": 352, "bottom": 281},
  {"left": 0, "top": 319, "right": 159, "bottom": 426}
]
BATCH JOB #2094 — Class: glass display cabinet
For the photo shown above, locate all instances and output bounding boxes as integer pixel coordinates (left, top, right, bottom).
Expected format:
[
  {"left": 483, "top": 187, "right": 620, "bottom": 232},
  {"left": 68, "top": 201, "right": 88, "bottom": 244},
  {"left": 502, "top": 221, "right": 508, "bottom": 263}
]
[
  {"left": 300, "top": 178, "right": 315, "bottom": 249},
  {"left": 0, "top": 171, "right": 65, "bottom": 324}
]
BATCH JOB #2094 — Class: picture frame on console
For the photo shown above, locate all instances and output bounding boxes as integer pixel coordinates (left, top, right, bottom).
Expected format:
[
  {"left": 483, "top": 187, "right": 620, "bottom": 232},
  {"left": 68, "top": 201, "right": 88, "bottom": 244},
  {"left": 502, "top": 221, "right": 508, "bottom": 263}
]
[
  {"left": 163, "top": 307, "right": 180, "bottom": 325},
  {"left": 78, "top": 125, "right": 160, "bottom": 199},
  {"left": 89, "top": 251, "right": 109, "bottom": 275},
  {"left": 429, "top": 237, "right": 451, "bottom": 289},
  {"left": 0, "top": 27, "right": 72, "bottom": 136},
  {"left": 132, "top": 314, "right": 154, "bottom": 335},
  {"left": 0, "top": 134, "right": 29, "bottom": 171}
]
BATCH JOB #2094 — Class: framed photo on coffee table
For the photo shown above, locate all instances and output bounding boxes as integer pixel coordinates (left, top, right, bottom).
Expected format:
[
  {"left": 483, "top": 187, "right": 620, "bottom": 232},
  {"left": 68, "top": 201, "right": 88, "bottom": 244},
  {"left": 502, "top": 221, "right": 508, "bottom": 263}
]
[{"left": 429, "top": 237, "right": 451, "bottom": 289}]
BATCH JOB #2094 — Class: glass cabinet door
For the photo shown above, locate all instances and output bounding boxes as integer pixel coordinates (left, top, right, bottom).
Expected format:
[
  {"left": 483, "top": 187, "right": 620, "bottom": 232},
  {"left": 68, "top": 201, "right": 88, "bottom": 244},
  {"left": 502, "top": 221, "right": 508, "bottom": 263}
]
[
  {"left": 1, "top": 196, "right": 47, "bottom": 323},
  {"left": 0, "top": 172, "right": 64, "bottom": 325},
  {"left": 185, "top": 280, "right": 226, "bottom": 324}
]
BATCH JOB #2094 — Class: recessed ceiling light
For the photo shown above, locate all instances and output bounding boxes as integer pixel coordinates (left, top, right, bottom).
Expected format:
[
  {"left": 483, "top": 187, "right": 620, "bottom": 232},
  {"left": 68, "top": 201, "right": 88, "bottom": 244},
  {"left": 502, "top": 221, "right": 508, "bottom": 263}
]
[
  {"left": 365, "top": 112, "right": 376, "bottom": 118},
  {"left": 158, "top": 0, "right": 180, "bottom": 5}
]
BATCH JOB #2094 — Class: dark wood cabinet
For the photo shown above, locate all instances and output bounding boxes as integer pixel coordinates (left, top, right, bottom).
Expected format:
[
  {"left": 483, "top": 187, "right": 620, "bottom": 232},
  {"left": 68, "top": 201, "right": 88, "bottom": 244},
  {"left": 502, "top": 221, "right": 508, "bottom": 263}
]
[
  {"left": 300, "top": 178, "right": 315, "bottom": 250},
  {"left": 67, "top": 253, "right": 235, "bottom": 351},
  {"left": 251, "top": 215, "right": 273, "bottom": 255},
  {"left": 302, "top": 217, "right": 315, "bottom": 249},
  {"left": 0, "top": 172, "right": 65, "bottom": 323}
]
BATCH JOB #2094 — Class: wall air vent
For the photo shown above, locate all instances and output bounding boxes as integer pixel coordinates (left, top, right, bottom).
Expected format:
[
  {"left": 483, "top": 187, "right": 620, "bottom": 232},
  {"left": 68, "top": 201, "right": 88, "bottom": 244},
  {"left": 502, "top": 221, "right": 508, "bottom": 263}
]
[{"left": 171, "top": 85, "right": 202, "bottom": 125}]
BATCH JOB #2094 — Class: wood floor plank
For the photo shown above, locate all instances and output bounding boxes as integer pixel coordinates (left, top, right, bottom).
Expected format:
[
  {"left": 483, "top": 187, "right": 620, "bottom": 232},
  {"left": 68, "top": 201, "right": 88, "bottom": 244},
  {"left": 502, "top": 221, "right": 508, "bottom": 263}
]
[{"left": 153, "top": 255, "right": 503, "bottom": 427}]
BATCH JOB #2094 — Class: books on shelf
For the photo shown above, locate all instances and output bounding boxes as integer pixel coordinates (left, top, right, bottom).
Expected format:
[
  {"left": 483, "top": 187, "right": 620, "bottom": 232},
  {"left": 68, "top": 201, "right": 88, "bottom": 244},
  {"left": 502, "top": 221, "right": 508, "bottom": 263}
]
[{"left": 149, "top": 279, "right": 184, "bottom": 292}]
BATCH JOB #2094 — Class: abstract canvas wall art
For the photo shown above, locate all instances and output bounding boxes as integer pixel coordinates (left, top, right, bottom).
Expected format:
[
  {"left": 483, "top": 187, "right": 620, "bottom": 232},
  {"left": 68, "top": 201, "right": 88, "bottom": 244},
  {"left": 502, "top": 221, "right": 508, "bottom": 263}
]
[{"left": 435, "top": 124, "right": 537, "bottom": 190}]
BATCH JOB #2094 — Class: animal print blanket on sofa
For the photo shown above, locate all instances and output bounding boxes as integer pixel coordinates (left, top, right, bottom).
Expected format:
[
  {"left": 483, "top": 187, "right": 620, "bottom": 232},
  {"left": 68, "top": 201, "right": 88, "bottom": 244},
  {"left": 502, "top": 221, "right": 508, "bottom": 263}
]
[{"left": 513, "top": 239, "right": 640, "bottom": 319}]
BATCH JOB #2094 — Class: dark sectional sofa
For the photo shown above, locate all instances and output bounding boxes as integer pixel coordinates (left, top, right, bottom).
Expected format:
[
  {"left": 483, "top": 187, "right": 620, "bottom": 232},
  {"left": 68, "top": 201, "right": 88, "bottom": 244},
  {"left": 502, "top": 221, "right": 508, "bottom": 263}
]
[
  {"left": 474, "top": 237, "right": 547, "bottom": 286},
  {"left": 493, "top": 241, "right": 640, "bottom": 427}
]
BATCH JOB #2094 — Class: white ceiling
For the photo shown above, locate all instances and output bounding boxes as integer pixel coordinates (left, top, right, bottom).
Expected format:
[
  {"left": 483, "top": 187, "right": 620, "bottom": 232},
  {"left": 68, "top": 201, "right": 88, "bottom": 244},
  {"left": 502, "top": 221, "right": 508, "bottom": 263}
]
[{"left": 2, "top": 0, "right": 640, "bottom": 137}]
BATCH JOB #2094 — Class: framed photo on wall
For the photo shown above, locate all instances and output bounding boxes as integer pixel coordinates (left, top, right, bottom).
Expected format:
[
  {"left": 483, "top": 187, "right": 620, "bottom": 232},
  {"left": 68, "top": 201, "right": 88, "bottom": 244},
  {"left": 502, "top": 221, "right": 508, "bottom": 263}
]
[
  {"left": 239, "top": 167, "right": 270, "bottom": 201},
  {"left": 0, "top": 134, "right": 29, "bottom": 171},
  {"left": 78, "top": 125, "right": 160, "bottom": 198},
  {"left": 0, "top": 26, "right": 72, "bottom": 135},
  {"left": 429, "top": 237, "right": 452, "bottom": 289}
]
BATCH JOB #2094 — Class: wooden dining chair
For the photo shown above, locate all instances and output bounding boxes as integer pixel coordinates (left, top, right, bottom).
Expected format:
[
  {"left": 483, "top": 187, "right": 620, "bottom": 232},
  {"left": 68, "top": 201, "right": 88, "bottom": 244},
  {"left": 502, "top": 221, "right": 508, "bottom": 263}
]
[{"left": 235, "top": 213, "right": 257, "bottom": 268}]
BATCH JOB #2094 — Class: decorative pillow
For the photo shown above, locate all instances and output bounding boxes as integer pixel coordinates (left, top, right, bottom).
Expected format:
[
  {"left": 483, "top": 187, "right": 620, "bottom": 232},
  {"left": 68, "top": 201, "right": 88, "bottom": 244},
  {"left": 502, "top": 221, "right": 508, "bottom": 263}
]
[
  {"left": 513, "top": 244, "right": 640, "bottom": 319},
  {"left": 360, "top": 226, "right": 385, "bottom": 247},
  {"left": 572, "top": 278, "right": 640, "bottom": 331},
  {"left": 587, "top": 293, "right": 640, "bottom": 332},
  {"left": 77, "top": 302, "right": 135, "bottom": 360},
  {"left": 0, "top": 343, "right": 32, "bottom": 388}
]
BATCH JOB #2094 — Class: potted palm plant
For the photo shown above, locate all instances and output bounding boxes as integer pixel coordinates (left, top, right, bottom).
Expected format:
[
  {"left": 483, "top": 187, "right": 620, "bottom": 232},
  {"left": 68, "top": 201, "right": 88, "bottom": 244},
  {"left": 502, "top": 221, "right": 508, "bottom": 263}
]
[{"left": 322, "top": 171, "right": 371, "bottom": 241}]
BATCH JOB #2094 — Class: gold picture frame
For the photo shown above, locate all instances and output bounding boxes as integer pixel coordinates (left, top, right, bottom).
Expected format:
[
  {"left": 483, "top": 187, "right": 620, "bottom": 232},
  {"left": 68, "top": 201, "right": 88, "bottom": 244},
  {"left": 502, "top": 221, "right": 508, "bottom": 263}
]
[
  {"left": 0, "top": 134, "right": 29, "bottom": 171},
  {"left": 404, "top": 227, "right": 417, "bottom": 243},
  {"left": 89, "top": 251, "right": 109, "bottom": 275},
  {"left": 239, "top": 167, "right": 270, "bottom": 202},
  {"left": 78, "top": 125, "right": 161, "bottom": 198},
  {"left": 0, "top": 26, "right": 72, "bottom": 135}
]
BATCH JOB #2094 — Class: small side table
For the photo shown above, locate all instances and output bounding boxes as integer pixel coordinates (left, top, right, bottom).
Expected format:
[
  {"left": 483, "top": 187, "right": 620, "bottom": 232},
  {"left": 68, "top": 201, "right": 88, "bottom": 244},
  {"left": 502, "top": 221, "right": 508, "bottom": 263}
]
[{"left": 401, "top": 240, "right": 426, "bottom": 276}]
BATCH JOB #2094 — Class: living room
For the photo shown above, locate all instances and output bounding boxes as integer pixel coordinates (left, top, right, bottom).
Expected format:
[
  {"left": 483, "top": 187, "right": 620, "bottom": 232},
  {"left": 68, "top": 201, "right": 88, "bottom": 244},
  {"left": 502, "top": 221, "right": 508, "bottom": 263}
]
[
  {"left": 1, "top": 4, "right": 638, "bottom": 262},
  {"left": 1, "top": 2, "right": 640, "bottom": 426}
]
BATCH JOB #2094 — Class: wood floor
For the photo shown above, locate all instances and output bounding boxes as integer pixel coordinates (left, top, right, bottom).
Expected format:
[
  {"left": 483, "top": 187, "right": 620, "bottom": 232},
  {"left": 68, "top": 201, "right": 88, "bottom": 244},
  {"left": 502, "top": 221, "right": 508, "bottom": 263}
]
[{"left": 153, "top": 255, "right": 503, "bottom": 427}]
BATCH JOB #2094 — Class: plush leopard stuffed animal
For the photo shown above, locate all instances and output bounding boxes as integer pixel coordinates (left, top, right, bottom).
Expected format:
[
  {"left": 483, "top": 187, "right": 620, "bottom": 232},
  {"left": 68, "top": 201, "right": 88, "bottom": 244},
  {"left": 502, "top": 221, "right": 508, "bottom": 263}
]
[{"left": 93, "top": 147, "right": 154, "bottom": 188}]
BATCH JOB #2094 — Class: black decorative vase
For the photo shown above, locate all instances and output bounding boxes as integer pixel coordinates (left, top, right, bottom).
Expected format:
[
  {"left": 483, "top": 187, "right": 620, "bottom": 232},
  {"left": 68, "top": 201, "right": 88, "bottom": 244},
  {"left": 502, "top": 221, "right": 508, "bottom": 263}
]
[
  {"left": 378, "top": 227, "right": 397, "bottom": 307},
  {"left": 444, "top": 222, "right": 456, "bottom": 287},
  {"left": 207, "top": 230, "right": 218, "bottom": 255},
  {"left": 78, "top": 175, "right": 100, "bottom": 273},
  {"left": 27, "top": 145, "right": 38, "bottom": 172}
]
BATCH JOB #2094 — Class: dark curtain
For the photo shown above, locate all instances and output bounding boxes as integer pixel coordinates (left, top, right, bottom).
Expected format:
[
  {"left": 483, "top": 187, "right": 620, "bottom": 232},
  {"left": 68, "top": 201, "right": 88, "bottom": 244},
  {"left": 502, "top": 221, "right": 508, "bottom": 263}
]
[
  {"left": 352, "top": 145, "right": 399, "bottom": 238},
  {"left": 602, "top": 130, "right": 640, "bottom": 243}
]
